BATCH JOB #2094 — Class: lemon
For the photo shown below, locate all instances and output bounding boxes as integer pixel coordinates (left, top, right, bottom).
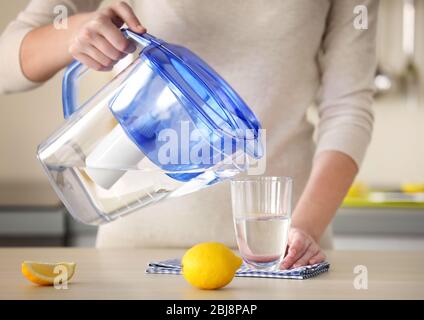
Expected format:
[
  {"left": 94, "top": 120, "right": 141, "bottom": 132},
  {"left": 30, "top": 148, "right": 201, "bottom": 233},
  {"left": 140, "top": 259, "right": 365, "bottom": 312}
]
[
  {"left": 182, "top": 242, "right": 242, "bottom": 290},
  {"left": 22, "top": 261, "right": 76, "bottom": 286}
]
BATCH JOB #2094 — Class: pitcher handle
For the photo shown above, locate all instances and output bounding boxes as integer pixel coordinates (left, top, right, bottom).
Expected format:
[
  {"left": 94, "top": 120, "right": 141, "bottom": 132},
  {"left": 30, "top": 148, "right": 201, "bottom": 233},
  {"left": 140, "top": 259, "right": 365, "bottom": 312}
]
[{"left": 62, "top": 29, "right": 159, "bottom": 118}]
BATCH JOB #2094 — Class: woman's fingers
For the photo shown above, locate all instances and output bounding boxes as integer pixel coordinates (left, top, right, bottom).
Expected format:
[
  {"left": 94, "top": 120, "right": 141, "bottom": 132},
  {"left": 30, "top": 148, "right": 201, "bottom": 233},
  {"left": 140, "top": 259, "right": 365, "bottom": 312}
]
[
  {"left": 70, "top": 52, "right": 111, "bottom": 71},
  {"left": 309, "top": 251, "right": 326, "bottom": 265},
  {"left": 70, "top": 2, "right": 146, "bottom": 70},
  {"left": 95, "top": 2, "right": 145, "bottom": 53},
  {"left": 280, "top": 241, "right": 301, "bottom": 269},
  {"left": 284, "top": 241, "right": 310, "bottom": 269},
  {"left": 110, "top": 1, "right": 146, "bottom": 33},
  {"left": 70, "top": 34, "right": 117, "bottom": 69},
  {"left": 94, "top": 17, "right": 132, "bottom": 53},
  {"left": 279, "top": 227, "right": 327, "bottom": 269},
  {"left": 292, "top": 244, "right": 320, "bottom": 268},
  {"left": 80, "top": 44, "right": 116, "bottom": 68},
  {"left": 86, "top": 30, "right": 125, "bottom": 61},
  {"left": 280, "top": 233, "right": 310, "bottom": 269}
]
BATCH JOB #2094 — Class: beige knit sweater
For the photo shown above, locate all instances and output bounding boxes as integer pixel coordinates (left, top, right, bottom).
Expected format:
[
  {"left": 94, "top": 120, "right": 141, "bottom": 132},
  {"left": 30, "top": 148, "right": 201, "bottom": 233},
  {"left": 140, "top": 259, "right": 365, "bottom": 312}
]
[{"left": 0, "top": 0, "right": 377, "bottom": 249}]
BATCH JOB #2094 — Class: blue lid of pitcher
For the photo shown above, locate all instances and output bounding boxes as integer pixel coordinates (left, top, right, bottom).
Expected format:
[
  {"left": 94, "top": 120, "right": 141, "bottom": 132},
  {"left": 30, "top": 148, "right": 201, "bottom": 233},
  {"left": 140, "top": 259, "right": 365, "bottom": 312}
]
[{"left": 140, "top": 33, "right": 263, "bottom": 159}]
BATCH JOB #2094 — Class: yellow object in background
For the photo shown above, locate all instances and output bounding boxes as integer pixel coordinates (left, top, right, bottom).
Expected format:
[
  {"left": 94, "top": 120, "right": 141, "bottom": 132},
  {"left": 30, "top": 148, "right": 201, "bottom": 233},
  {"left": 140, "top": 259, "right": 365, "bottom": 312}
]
[
  {"left": 346, "top": 181, "right": 369, "bottom": 198},
  {"left": 402, "top": 183, "right": 424, "bottom": 193},
  {"left": 182, "top": 242, "right": 242, "bottom": 290},
  {"left": 21, "top": 261, "right": 76, "bottom": 286}
]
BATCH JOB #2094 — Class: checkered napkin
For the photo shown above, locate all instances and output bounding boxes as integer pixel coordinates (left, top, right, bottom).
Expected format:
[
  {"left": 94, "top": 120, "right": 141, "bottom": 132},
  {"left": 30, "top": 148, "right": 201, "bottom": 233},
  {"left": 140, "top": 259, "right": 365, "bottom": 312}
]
[{"left": 145, "top": 258, "right": 330, "bottom": 280}]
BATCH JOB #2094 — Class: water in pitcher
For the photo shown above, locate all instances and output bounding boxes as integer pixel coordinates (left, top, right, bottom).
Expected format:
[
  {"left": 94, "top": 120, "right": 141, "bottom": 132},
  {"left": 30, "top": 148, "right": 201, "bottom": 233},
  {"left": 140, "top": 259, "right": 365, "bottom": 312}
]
[
  {"left": 234, "top": 215, "right": 290, "bottom": 270},
  {"left": 45, "top": 157, "right": 241, "bottom": 225}
]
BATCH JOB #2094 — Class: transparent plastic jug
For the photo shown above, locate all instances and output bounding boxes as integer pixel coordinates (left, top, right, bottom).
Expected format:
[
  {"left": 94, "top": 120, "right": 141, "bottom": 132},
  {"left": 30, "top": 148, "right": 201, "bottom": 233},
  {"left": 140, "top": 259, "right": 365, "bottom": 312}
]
[{"left": 37, "top": 29, "right": 262, "bottom": 225}]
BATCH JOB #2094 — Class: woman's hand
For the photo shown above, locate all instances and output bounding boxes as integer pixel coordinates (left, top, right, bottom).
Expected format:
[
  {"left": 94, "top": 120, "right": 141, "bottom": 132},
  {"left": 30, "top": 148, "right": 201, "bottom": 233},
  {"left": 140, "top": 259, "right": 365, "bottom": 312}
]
[
  {"left": 280, "top": 227, "right": 326, "bottom": 269},
  {"left": 69, "top": 1, "right": 146, "bottom": 71},
  {"left": 279, "top": 151, "right": 358, "bottom": 269}
]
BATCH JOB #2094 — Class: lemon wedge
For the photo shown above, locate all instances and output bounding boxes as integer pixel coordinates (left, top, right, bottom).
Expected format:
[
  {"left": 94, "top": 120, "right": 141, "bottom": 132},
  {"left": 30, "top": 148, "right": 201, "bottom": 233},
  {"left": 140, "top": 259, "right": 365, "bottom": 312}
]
[{"left": 21, "top": 261, "right": 76, "bottom": 286}]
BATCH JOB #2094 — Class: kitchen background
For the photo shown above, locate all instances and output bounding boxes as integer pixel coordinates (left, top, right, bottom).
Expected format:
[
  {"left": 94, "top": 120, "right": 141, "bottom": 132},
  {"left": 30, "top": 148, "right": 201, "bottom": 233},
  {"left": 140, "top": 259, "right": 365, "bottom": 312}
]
[{"left": 0, "top": 0, "right": 423, "bottom": 249}]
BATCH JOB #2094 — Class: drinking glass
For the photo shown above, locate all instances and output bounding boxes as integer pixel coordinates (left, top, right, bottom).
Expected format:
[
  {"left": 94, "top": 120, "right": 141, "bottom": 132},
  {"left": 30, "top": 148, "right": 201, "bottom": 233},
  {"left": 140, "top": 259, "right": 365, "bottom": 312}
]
[{"left": 231, "top": 176, "right": 293, "bottom": 270}]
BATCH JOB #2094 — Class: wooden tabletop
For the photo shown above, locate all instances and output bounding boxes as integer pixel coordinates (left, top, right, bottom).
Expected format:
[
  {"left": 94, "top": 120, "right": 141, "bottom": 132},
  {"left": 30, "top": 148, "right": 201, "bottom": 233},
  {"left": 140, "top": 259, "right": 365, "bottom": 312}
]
[{"left": 1, "top": 248, "right": 423, "bottom": 299}]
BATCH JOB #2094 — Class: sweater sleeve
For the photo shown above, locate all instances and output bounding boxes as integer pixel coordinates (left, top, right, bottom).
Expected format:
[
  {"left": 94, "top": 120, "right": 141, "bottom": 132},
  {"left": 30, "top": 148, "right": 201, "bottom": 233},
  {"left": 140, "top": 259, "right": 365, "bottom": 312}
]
[
  {"left": 0, "top": 0, "right": 101, "bottom": 94},
  {"left": 315, "top": 0, "right": 378, "bottom": 168}
]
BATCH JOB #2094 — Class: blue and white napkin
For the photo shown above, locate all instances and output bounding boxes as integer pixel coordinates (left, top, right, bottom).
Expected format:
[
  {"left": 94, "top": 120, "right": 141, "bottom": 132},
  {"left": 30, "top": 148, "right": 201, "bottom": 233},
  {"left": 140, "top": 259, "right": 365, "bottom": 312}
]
[{"left": 146, "top": 258, "right": 330, "bottom": 280}]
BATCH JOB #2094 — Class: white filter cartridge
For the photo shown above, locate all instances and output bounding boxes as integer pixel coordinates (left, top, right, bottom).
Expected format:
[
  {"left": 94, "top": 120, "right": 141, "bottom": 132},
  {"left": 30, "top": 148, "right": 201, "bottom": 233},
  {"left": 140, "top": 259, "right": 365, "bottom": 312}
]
[{"left": 85, "top": 124, "right": 144, "bottom": 189}]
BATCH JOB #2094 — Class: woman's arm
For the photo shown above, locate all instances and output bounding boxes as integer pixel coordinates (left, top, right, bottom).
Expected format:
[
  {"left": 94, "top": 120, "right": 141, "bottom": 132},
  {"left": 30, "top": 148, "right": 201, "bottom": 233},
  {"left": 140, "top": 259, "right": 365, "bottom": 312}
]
[
  {"left": 292, "top": 151, "right": 358, "bottom": 241},
  {"left": 21, "top": 2, "right": 146, "bottom": 82},
  {"left": 20, "top": 13, "right": 94, "bottom": 83},
  {"left": 0, "top": 0, "right": 101, "bottom": 93},
  {"left": 281, "top": 151, "right": 357, "bottom": 268},
  {"left": 0, "top": 1, "right": 145, "bottom": 93},
  {"left": 281, "top": 0, "right": 378, "bottom": 269}
]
